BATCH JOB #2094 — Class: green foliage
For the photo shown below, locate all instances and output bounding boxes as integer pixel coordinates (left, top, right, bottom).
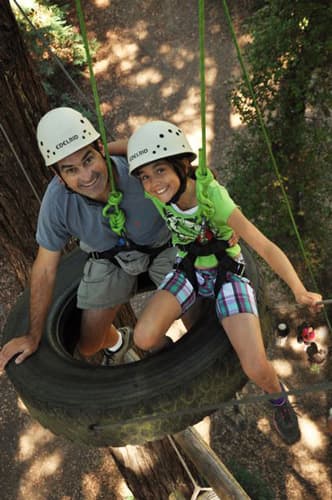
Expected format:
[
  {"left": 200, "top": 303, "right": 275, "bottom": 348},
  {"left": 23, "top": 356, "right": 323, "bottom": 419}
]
[
  {"left": 223, "top": 129, "right": 292, "bottom": 242},
  {"left": 11, "top": 0, "right": 98, "bottom": 106},
  {"left": 227, "top": 460, "right": 275, "bottom": 499},
  {"left": 232, "top": 0, "right": 332, "bottom": 129},
  {"left": 225, "top": 123, "right": 332, "bottom": 283},
  {"left": 224, "top": 0, "right": 332, "bottom": 292}
]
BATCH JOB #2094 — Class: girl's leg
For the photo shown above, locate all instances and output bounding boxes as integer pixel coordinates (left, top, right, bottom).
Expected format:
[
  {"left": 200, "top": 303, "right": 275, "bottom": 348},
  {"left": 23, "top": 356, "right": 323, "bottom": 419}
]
[
  {"left": 136, "top": 268, "right": 196, "bottom": 351},
  {"left": 221, "top": 313, "right": 281, "bottom": 395},
  {"left": 217, "top": 276, "right": 300, "bottom": 444},
  {"left": 222, "top": 313, "right": 300, "bottom": 444},
  {"left": 134, "top": 290, "right": 182, "bottom": 351}
]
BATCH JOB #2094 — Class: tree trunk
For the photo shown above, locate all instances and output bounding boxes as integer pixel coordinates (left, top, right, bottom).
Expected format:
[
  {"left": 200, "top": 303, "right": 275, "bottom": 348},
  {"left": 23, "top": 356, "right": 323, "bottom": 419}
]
[
  {"left": 0, "top": 3, "right": 200, "bottom": 496},
  {"left": 110, "top": 438, "right": 196, "bottom": 499},
  {"left": 0, "top": 0, "right": 50, "bottom": 286}
]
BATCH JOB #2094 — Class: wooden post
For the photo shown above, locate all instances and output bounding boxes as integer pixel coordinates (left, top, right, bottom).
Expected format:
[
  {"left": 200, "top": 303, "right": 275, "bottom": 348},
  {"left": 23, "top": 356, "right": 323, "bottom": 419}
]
[{"left": 173, "top": 427, "right": 250, "bottom": 499}]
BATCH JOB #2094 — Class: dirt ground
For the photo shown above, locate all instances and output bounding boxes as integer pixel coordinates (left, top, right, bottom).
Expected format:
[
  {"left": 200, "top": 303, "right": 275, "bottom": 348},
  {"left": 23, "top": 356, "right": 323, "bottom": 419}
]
[{"left": 1, "top": 1, "right": 331, "bottom": 498}]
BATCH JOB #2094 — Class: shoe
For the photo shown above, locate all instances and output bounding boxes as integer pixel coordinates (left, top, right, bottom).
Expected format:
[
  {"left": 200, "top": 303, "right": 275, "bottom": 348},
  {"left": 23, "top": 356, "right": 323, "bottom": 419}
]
[
  {"left": 102, "top": 327, "right": 134, "bottom": 366},
  {"left": 273, "top": 399, "right": 301, "bottom": 445}
]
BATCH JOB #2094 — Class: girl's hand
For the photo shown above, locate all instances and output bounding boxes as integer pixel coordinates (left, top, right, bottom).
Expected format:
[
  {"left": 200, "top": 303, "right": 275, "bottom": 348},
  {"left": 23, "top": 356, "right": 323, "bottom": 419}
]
[
  {"left": 228, "top": 231, "right": 239, "bottom": 247},
  {"left": 295, "top": 291, "right": 324, "bottom": 314}
]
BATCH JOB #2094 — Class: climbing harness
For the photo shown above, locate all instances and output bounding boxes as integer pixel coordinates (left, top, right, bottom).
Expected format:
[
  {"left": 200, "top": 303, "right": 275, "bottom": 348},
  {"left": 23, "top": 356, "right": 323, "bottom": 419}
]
[
  {"left": 7, "top": 0, "right": 328, "bottom": 315},
  {"left": 88, "top": 239, "right": 171, "bottom": 267},
  {"left": 10, "top": 0, "right": 329, "bottom": 308},
  {"left": 160, "top": 0, "right": 245, "bottom": 296},
  {"left": 176, "top": 235, "right": 245, "bottom": 295}
]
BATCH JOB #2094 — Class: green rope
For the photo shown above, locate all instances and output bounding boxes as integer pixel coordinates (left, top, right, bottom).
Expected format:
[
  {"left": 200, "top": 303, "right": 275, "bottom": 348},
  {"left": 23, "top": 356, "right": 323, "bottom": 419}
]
[
  {"left": 196, "top": 0, "right": 216, "bottom": 222},
  {"left": 75, "top": 0, "right": 125, "bottom": 236},
  {"left": 198, "top": 0, "right": 207, "bottom": 176},
  {"left": 222, "top": 0, "right": 330, "bottom": 331},
  {"left": 221, "top": 1, "right": 318, "bottom": 287}
]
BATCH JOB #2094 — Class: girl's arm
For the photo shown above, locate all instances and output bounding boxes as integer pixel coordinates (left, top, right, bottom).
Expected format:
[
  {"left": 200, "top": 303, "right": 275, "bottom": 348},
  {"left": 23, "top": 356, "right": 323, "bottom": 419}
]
[
  {"left": 227, "top": 208, "right": 322, "bottom": 310},
  {"left": 108, "top": 139, "right": 128, "bottom": 156}
]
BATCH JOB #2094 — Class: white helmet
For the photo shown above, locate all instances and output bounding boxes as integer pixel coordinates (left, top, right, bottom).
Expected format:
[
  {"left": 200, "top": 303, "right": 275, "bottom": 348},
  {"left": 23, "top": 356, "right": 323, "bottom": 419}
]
[
  {"left": 128, "top": 120, "right": 196, "bottom": 175},
  {"left": 37, "top": 107, "right": 100, "bottom": 166}
]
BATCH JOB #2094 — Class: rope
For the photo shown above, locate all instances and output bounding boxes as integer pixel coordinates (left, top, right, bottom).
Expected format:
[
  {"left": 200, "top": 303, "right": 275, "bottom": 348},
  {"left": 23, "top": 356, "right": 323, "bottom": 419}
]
[
  {"left": 0, "top": 122, "right": 42, "bottom": 204},
  {"left": 167, "top": 435, "right": 214, "bottom": 500},
  {"left": 75, "top": 0, "right": 125, "bottom": 237},
  {"left": 221, "top": 0, "right": 331, "bottom": 331},
  {"left": 12, "top": 0, "right": 97, "bottom": 118},
  {"left": 195, "top": 0, "right": 216, "bottom": 223},
  {"left": 89, "top": 379, "right": 332, "bottom": 431},
  {"left": 198, "top": 0, "right": 207, "bottom": 176},
  {"left": 221, "top": 2, "right": 314, "bottom": 286}
]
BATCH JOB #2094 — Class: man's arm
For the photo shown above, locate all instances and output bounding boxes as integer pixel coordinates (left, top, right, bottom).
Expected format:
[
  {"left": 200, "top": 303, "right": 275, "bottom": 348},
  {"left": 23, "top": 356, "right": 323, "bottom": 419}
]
[{"left": 0, "top": 246, "right": 61, "bottom": 371}]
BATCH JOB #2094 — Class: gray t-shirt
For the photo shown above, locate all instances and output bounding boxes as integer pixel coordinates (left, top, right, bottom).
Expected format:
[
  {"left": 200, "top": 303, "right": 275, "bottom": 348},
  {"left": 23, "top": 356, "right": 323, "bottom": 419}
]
[{"left": 36, "top": 155, "right": 170, "bottom": 253}]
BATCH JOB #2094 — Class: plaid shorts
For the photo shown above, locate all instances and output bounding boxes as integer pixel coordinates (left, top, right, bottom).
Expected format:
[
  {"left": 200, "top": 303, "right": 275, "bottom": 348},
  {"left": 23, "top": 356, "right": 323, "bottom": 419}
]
[{"left": 158, "top": 267, "right": 258, "bottom": 320}]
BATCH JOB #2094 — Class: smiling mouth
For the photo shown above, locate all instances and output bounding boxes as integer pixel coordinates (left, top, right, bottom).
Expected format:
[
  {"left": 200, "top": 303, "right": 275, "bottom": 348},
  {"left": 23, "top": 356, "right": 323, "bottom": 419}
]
[
  {"left": 155, "top": 187, "right": 168, "bottom": 195},
  {"left": 80, "top": 176, "right": 99, "bottom": 190}
]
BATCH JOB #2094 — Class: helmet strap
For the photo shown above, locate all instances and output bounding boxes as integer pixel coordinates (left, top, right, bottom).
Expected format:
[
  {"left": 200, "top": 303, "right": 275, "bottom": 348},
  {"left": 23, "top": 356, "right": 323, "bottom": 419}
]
[
  {"left": 166, "top": 158, "right": 190, "bottom": 205},
  {"left": 166, "top": 176, "right": 187, "bottom": 204}
]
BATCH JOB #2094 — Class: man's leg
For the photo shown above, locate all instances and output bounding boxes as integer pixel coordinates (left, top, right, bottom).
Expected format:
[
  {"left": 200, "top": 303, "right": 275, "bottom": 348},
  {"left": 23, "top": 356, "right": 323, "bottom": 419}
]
[
  {"left": 78, "top": 305, "right": 121, "bottom": 356},
  {"left": 76, "top": 257, "right": 136, "bottom": 359}
]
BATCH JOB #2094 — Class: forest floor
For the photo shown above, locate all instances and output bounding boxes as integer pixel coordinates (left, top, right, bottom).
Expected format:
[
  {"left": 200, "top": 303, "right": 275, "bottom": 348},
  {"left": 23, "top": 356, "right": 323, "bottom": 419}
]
[{"left": 1, "top": 0, "right": 331, "bottom": 499}]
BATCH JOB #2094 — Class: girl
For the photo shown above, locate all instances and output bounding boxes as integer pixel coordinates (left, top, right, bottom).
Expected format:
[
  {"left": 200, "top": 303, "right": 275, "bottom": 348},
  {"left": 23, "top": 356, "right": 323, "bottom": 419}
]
[{"left": 127, "top": 120, "right": 322, "bottom": 445}]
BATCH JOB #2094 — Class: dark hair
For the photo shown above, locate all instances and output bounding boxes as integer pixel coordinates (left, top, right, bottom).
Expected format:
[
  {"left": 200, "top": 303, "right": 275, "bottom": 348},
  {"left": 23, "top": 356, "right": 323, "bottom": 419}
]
[{"left": 169, "top": 155, "right": 218, "bottom": 180}]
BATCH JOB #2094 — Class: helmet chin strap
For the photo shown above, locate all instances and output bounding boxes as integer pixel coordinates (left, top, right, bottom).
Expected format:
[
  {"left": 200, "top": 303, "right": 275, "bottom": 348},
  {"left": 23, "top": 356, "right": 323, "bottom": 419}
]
[
  {"left": 166, "top": 178, "right": 187, "bottom": 205},
  {"left": 166, "top": 163, "right": 188, "bottom": 205}
]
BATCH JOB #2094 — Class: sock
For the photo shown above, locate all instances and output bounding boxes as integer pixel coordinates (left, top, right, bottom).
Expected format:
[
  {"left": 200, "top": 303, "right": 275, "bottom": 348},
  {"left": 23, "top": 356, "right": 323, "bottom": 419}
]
[
  {"left": 270, "top": 396, "right": 286, "bottom": 407},
  {"left": 105, "top": 329, "right": 123, "bottom": 353},
  {"left": 269, "top": 382, "right": 286, "bottom": 407}
]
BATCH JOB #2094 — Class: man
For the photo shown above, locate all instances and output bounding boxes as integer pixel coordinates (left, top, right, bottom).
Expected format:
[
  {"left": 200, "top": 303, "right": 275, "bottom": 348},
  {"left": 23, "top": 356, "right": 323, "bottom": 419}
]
[{"left": 0, "top": 107, "right": 177, "bottom": 368}]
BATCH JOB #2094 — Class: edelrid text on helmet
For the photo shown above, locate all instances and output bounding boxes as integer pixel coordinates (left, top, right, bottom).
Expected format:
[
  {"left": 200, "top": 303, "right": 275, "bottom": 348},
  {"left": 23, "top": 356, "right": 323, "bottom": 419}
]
[
  {"left": 55, "top": 135, "right": 79, "bottom": 150},
  {"left": 128, "top": 148, "right": 148, "bottom": 163},
  {"left": 128, "top": 121, "right": 196, "bottom": 175},
  {"left": 37, "top": 107, "right": 100, "bottom": 166}
]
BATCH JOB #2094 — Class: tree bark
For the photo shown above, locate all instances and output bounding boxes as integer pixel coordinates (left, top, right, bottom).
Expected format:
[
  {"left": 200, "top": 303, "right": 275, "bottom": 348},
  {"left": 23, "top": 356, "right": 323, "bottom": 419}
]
[
  {"left": 0, "top": 3, "right": 200, "bottom": 496},
  {"left": 0, "top": 0, "right": 50, "bottom": 286},
  {"left": 110, "top": 438, "right": 196, "bottom": 499}
]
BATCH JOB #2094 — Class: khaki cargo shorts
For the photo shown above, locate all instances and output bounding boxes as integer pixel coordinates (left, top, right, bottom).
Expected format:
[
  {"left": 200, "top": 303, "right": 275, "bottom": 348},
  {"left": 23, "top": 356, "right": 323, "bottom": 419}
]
[{"left": 77, "top": 246, "right": 177, "bottom": 310}]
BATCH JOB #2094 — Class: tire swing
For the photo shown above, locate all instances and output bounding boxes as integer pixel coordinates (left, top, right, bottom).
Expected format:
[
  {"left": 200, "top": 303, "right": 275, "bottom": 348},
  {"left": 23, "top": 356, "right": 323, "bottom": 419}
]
[
  {"left": 3, "top": 1, "right": 272, "bottom": 447},
  {"left": 3, "top": 245, "right": 271, "bottom": 447}
]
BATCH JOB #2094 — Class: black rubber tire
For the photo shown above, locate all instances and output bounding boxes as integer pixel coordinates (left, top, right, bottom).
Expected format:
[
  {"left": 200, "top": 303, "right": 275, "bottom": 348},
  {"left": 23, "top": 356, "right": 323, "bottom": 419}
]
[{"left": 3, "top": 246, "right": 271, "bottom": 447}]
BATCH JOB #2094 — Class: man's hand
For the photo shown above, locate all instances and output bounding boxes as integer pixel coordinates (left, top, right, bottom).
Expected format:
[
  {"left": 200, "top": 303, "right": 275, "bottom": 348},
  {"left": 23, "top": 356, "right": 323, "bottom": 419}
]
[{"left": 0, "top": 335, "right": 39, "bottom": 372}]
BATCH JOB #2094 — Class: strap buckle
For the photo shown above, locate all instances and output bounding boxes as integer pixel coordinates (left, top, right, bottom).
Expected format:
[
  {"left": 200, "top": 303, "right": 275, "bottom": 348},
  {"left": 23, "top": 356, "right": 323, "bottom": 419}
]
[
  {"left": 236, "top": 262, "right": 246, "bottom": 277},
  {"left": 90, "top": 251, "right": 100, "bottom": 259}
]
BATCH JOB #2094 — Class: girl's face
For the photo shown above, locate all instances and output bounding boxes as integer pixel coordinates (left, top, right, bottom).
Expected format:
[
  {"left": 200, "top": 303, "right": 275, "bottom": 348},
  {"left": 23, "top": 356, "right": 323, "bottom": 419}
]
[{"left": 137, "top": 160, "right": 180, "bottom": 203}]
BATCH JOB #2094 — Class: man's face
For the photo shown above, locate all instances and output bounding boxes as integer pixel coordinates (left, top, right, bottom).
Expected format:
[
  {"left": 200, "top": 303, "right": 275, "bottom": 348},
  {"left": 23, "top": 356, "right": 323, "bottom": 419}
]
[{"left": 56, "top": 144, "right": 110, "bottom": 202}]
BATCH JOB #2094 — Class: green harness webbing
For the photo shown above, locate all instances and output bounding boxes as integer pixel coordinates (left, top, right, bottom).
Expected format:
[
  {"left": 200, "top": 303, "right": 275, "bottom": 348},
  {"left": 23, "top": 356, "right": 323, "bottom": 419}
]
[{"left": 75, "top": 0, "right": 125, "bottom": 237}]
